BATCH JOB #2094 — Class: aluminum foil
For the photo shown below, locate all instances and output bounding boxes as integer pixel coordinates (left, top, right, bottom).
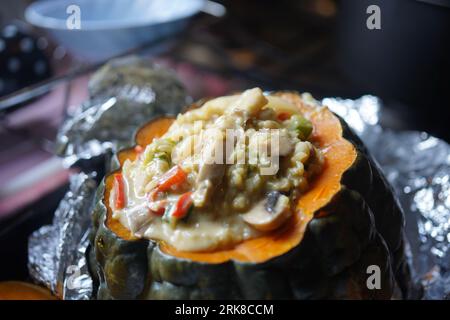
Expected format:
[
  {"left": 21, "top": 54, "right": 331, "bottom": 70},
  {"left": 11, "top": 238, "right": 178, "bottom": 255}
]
[
  {"left": 55, "top": 56, "right": 188, "bottom": 169},
  {"left": 28, "top": 93, "right": 449, "bottom": 299},
  {"left": 324, "top": 96, "right": 450, "bottom": 299},
  {"left": 28, "top": 172, "right": 97, "bottom": 300}
]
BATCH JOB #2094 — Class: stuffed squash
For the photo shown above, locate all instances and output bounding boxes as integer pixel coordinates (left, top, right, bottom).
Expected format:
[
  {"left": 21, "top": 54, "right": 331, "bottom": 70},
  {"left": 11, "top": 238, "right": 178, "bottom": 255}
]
[{"left": 90, "top": 89, "right": 413, "bottom": 299}]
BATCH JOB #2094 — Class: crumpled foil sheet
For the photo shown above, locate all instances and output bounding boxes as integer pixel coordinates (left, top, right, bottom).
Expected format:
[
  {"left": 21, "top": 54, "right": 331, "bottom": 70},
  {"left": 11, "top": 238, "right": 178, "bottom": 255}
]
[
  {"left": 55, "top": 56, "right": 188, "bottom": 169},
  {"left": 324, "top": 96, "right": 450, "bottom": 299},
  {"left": 28, "top": 93, "right": 449, "bottom": 299},
  {"left": 28, "top": 172, "right": 97, "bottom": 300},
  {"left": 29, "top": 57, "right": 190, "bottom": 299}
]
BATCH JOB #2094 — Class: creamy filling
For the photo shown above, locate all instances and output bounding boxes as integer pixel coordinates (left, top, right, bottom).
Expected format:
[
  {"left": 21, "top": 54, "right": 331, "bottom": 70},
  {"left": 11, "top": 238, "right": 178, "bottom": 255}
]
[
  {"left": 110, "top": 88, "right": 323, "bottom": 252},
  {"left": 110, "top": 173, "right": 261, "bottom": 251}
]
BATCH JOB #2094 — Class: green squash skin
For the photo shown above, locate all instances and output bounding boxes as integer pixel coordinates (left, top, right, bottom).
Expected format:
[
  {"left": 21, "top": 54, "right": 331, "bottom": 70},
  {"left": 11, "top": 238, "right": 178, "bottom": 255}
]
[{"left": 89, "top": 105, "right": 413, "bottom": 300}]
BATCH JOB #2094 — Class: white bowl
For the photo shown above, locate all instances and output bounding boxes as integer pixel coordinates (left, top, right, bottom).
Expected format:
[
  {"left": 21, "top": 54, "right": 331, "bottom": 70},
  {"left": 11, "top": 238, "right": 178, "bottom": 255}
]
[{"left": 25, "top": 0, "right": 205, "bottom": 61}]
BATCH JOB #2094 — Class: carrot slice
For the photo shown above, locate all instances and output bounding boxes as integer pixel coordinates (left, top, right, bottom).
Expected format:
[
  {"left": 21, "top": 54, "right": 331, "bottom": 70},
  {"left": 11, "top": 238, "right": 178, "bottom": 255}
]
[
  {"left": 114, "top": 173, "right": 126, "bottom": 209},
  {"left": 172, "top": 192, "right": 193, "bottom": 218},
  {"left": 277, "top": 112, "right": 291, "bottom": 121},
  {"left": 154, "top": 165, "right": 187, "bottom": 195},
  {"left": 134, "top": 145, "right": 144, "bottom": 154}
]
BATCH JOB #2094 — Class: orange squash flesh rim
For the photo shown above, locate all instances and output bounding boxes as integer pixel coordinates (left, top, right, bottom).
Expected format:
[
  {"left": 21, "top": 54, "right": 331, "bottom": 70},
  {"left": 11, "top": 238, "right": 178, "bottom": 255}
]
[
  {"left": 104, "top": 93, "right": 357, "bottom": 263},
  {"left": 0, "top": 281, "right": 57, "bottom": 300}
]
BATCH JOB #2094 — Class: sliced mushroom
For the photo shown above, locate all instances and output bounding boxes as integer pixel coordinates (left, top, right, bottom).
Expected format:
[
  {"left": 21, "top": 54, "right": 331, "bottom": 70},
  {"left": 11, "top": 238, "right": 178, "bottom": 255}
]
[
  {"left": 192, "top": 179, "right": 213, "bottom": 207},
  {"left": 125, "top": 202, "right": 154, "bottom": 236},
  {"left": 241, "top": 191, "right": 292, "bottom": 231}
]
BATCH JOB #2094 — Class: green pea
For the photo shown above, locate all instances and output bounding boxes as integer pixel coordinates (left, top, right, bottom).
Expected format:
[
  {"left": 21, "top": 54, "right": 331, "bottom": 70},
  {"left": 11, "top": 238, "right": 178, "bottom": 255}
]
[{"left": 289, "top": 115, "right": 313, "bottom": 140}]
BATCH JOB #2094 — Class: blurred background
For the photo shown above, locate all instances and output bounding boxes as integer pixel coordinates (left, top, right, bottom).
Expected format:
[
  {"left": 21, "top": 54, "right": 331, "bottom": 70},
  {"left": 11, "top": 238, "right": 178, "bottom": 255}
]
[{"left": 0, "top": 0, "right": 449, "bottom": 280}]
